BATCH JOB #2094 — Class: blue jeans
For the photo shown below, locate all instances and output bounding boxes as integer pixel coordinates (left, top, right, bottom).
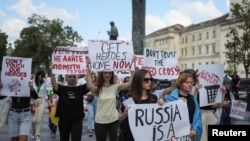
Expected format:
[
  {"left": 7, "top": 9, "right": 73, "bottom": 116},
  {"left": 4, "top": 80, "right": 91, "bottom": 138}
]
[
  {"left": 48, "top": 118, "right": 57, "bottom": 134},
  {"left": 8, "top": 110, "right": 32, "bottom": 137},
  {"left": 87, "top": 97, "right": 97, "bottom": 130}
]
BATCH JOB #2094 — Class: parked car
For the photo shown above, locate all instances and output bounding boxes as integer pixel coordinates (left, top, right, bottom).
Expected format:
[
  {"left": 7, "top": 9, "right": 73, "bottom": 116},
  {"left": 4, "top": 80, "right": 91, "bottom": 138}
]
[
  {"left": 238, "top": 78, "right": 250, "bottom": 99},
  {"left": 157, "top": 79, "right": 174, "bottom": 89},
  {"left": 237, "top": 78, "right": 250, "bottom": 111}
]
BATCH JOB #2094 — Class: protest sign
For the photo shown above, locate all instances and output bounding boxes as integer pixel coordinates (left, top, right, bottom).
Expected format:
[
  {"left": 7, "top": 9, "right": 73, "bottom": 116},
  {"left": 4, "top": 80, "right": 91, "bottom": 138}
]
[
  {"left": 143, "top": 48, "right": 179, "bottom": 80},
  {"left": 88, "top": 40, "right": 134, "bottom": 71},
  {"left": 128, "top": 100, "right": 191, "bottom": 141},
  {"left": 1, "top": 56, "right": 31, "bottom": 97},
  {"left": 230, "top": 100, "right": 247, "bottom": 120},
  {"left": 198, "top": 64, "right": 224, "bottom": 107},
  {"left": 52, "top": 46, "right": 88, "bottom": 74},
  {"left": 115, "top": 55, "right": 143, "bottom": 84}
]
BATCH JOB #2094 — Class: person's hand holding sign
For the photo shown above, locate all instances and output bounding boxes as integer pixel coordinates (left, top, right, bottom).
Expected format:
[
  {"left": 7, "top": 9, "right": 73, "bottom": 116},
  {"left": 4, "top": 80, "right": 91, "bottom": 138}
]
[{"left": 189, "top": 129, "right": 197, "bottom": 140}]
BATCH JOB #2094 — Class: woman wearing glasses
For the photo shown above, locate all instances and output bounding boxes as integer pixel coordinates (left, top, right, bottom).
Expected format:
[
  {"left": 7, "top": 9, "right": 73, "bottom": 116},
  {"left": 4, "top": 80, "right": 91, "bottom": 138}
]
[
  {"left": 86, "top": 64, "right": 133, "bottom": 141},
  {"left": 50, "top": 64, "right": 89, "bottom": 141},
  {"left": 118, "top": 69, "right": 157, "bottom": 141}
]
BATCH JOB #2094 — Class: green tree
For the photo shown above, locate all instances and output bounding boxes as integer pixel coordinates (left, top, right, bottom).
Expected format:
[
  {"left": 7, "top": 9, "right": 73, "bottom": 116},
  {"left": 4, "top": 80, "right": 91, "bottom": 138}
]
[
  {"left": 132, "top": 0, "right": 146, "bottom": 55},
  {"left": 0, "top": 30, "right": 8, "bottom": 70},
  {"left": 225, "top": 0, "right": 250, "bottom": 77},
  {"left": 12, "top": 13, "right": 83, "bottom": 72}
]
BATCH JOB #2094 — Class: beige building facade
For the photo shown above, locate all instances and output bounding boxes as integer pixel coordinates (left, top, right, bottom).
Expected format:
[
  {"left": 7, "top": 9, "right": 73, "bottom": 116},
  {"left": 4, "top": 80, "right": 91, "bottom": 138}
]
[{"left": 145, "top": 0, "right": 246, "bottom": 77}]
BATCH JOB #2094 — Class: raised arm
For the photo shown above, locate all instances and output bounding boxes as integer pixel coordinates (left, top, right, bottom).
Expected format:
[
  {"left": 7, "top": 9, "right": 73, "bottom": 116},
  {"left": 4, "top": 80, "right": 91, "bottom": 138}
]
[
  {"left": 118, "top": 56, "right": 136, "bottom": 91},
  {"left": 86, "top": 59, "right": 97, "bottom": 93},
  {"left": 49, "top": 63, "right": 58, "bottom": 91}
]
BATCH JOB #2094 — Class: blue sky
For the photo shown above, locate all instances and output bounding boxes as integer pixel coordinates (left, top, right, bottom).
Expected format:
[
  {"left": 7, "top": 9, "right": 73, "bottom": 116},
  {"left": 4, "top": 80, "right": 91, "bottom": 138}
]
[{"left": 0, "top": 0, "right": 230, "bottom": 47}]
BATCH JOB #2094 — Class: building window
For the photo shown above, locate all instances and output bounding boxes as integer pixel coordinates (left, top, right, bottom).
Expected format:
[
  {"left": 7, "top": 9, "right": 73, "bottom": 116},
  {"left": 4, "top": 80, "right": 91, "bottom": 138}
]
[
  {"left": 206, "top": 32, "right": 209, "bottom": 39},
  {"left": 185, "top": 36, "right": 188, "bottom": 43},
  {"left": 192, "top": 63, "right": 194, "bottom": 69},
  {"left": 181, "top": 49, "right": 183, "bottom": 56},
  {"left": 185, "top": 49, "right": 187, "bottom": 56},
  {"left": 199, "top": 46, "right": 201, "bottom": 54},
  {"left": 199, "top": 33, "right": 202, "bottom": 40},
  {"left": 184, "top": 64, "right": 187, "bottom": 69},
  {"left": 181, "top": 64, "right": 183, "bottom": 70},
  {"left": 192, "top": 47, "right": 195, "bottom": 55},
  {"left": 199, "top": 62, "right": 201, "bottom": 65},
  {"left": 206, "top": 62, "right": 209, "bottom": 64},
  {"left": 182, "top": 38, "right": 184, "bottom": 44},
  {"left": 212, "top": 44, "right": 216, "bottom": 53},
  {"left": 192, "top": 35, "right": 195, "bottom": 42},
  {"left": 206, "top": 45, "right": 209, "bottom": 54},
  {"left": 212, "top": 30, "right": 215, "bottom": 38}
]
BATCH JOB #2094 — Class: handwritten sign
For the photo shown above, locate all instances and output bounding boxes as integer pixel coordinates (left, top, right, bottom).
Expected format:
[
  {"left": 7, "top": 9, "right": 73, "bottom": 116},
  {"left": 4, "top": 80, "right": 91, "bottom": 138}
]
[
  {"left": 198, "top": 64, "right": 224, "bottom": 107},
  {"left": 230, "top": 100, "right": 247, "bottom": 120},
  {"left": 1, "top": 56, "right": 31, "bottom": 97},
  {"left": 88, "top": 40, "right": 134, "bottom": 71},
  {"left": 115, "top": 55, "right": 144, "bottom": 83},
  {"left": 128, "top": 100, "right": 191, "bottom": 141},
  {"left": 143, "top": 48, "right": 179, "bottom": 80},
  {"left": 52, "top": 46, "right": 88, "bottom": 74}
]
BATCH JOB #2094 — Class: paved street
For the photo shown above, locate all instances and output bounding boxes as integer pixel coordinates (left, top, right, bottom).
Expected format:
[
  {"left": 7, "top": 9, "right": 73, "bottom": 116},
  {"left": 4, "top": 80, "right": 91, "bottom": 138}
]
[
  {"left": 0, "top": 99, "right": 249, "bottom": 141},
  {"left": 0, "top": 100, "right": 96, "bottom": 141}
]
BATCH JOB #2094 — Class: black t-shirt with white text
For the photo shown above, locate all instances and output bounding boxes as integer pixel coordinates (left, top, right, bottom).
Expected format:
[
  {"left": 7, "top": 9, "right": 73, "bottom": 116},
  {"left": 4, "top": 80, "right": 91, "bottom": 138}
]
[{"left": 55, "top": 84, "right": 89, "bottom": 120}]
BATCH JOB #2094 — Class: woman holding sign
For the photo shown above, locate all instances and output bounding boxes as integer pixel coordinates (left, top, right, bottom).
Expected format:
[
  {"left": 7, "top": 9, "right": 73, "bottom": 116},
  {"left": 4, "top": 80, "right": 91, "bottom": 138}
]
[
  {"left": 118, "top": 69, "right": 158, "bottom": 141},
  {"left": 166, "top": 73, "right": 202, "bottom": 141},
  {"left": 86, "top": 61, "right": 133, "bottom": 141},
  {"left": 0, "top": 79, "right": 39, "bottom": 141}
]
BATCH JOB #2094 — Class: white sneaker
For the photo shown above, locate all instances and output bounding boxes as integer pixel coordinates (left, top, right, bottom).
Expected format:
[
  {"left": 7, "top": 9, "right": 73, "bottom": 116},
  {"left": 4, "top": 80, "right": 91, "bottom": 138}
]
[
  {"left": 31, "top": 135, "right": 35, "bottom": 139},
  {"left": 51, "top": 133, "right": 56, "bottom": 138},
  {"left": 36, "top": 136, "right": 41, "bottom": 141}
]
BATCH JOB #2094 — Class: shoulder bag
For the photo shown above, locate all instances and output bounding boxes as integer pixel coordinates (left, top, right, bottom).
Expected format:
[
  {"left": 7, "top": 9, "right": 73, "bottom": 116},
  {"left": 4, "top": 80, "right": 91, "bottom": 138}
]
[{"left": 0, "top": 97, "right": 12, "bottom": 128}]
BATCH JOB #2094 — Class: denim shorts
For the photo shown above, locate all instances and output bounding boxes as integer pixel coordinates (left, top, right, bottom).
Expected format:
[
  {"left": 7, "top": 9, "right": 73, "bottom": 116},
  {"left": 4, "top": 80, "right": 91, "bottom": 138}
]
[{"left": 8, "top": 110, "right": 32, "bottom": 137}]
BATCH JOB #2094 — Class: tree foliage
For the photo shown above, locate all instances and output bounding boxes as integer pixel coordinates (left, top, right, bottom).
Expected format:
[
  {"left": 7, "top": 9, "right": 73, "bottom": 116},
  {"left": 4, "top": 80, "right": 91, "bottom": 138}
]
[
  {"left": 0, "top": 30, "right": 8, "bottom": 70},
  {"left": 12, "top": 13, "right": 83, "bottom": 72},
  {"left": 225, "top": 0, "right": 250, "bottom": 77}
]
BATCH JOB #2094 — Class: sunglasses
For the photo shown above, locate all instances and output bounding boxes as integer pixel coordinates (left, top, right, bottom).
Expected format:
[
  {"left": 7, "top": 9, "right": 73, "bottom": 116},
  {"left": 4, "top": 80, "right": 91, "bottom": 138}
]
[
  {"left": 68, "top": 75, "right": 76, "bottom": 79},
  {"left": 143, "top": 77, "right": 153, "bottom": 83}
]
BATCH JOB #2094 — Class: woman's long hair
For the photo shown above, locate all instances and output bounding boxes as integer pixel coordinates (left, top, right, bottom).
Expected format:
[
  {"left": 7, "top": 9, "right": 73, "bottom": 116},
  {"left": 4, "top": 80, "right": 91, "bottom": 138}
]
[
  {"left": 34, "top": 70, "right": 46, "bottom": 85},
  {"left": 130, "top": 69, "right": 153, "bottom": 103},
  {"left": 95, "top": 71, "right": 115, "bottom": 96}
]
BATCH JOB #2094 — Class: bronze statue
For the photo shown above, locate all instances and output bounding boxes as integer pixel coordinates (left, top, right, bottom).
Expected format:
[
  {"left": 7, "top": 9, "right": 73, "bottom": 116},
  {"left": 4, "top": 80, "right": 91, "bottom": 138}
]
[{"left": 107, "top": 21, "right": 118, "bottom": 40}]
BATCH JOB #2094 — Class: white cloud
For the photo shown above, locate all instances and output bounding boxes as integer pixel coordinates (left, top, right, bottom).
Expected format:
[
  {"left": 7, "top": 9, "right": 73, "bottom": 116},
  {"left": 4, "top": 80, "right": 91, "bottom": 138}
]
[
  {"left": 146, "top": 15, "right": 166, "bottom": 34},
  {"left": 2, "top": 0, "right": 80, "bottom": 41},
  {"left": 172, "top": 0, "right": 224, "bottom": 23},
  {"left": 9, "top": 0, "right": 79, "bottom": 21},
  {"left": 1, "top": 18, "right": 27, "bottom": 40},
  {"left": 9, "top": 0, "right": 36, "bottom": 18},
  {"left": 145, "top": 0, "right": 226, "bottom": 34},
  {"left": 0, "top": 10, "right": 6, "bottom": 18},
  {"left": 163, "top": 10, "right": 192, "bottom": 26}
]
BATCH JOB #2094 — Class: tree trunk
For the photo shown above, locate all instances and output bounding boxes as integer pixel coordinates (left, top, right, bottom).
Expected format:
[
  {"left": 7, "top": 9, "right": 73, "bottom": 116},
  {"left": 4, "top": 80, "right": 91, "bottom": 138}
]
[{"left": 132, "top": 0, "right": 145, "bottom": 55}]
